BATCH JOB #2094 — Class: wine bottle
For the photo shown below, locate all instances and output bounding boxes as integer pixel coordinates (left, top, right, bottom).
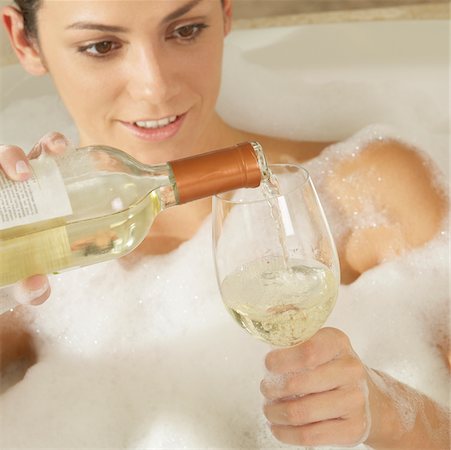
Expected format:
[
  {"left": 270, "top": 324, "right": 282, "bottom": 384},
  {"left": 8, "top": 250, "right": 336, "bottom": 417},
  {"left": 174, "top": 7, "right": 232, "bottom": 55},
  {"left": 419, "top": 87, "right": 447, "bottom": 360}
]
[{"left": 0, "top": 142, "right": 269, "bottom": 288}]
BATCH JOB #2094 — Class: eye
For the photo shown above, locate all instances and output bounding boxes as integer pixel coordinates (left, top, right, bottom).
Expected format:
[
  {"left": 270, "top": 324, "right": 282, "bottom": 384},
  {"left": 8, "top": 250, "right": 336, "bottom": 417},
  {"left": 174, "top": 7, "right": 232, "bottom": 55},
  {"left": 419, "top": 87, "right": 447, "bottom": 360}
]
[
  {"left": 78, "top": 40, "right": 121, "bottom": 57},
  {"left": 171, "top": 23, "right": 208, "bottom": 42}
]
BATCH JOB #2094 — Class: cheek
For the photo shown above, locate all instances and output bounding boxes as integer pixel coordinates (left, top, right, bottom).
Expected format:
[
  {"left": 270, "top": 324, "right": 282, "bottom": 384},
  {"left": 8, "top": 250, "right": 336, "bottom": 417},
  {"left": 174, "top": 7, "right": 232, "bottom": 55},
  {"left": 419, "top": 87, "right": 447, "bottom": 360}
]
[
  {"left": 40, "top": 41, "right": 118, "bottom": 111},
  {"left": 189, "top": 42, "right": 224, "bottom": 103},
  {"left": 48, "top": 60, "right": 120, "bottom": 123},
  {"left": 193, "top": 67, "right": 221, "bottom": 104}
]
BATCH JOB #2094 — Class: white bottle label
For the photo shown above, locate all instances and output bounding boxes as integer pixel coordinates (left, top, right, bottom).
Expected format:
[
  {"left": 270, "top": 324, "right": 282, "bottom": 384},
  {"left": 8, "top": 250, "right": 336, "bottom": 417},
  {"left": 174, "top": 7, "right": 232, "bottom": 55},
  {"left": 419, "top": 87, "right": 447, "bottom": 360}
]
[{"left": 0, "top": 157, "right": 73, "bottom": 230}]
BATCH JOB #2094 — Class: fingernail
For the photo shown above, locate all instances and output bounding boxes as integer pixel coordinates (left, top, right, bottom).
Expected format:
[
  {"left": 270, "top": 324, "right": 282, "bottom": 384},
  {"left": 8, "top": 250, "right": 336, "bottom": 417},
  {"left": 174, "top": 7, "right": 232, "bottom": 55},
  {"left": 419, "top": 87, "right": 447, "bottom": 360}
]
[
  {"left": 15, "top": 160, "right": 31, "bottom": 175},
  {"left": 15, "top": 279, "right": 50, "bottom": 305},
  {"left": 48, "top": 137, "right": 68, "bottom": 153}
]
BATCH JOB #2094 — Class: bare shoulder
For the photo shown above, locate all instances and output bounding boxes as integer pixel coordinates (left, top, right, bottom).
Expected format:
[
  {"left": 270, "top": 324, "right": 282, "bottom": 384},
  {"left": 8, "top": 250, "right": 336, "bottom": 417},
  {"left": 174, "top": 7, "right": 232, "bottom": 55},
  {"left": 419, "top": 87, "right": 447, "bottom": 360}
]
[
  {"left": 324, "top": 138, "right": 447, "bottom": 282},
  {"left": 332, "top": 139, "right": 447, "bottom": 245},
  {"left": 335, "top": 138, "right": 441, "bottom": 184}
]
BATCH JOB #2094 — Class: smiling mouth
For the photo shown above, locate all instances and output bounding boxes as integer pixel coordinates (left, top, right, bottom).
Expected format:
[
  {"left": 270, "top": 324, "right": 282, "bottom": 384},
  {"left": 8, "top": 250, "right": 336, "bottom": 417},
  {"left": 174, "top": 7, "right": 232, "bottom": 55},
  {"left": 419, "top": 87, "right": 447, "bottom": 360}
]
[
  {"left": 133, "top": 115, "right": 178, "bottom": 129},
  {"left": 120, "top": 113, "right": 186, "bottom": 142}
]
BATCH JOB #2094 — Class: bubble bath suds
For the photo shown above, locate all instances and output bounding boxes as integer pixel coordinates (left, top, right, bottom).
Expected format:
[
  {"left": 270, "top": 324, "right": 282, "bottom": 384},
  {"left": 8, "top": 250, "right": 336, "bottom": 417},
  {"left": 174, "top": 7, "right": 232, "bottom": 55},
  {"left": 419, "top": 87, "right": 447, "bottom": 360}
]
[{"left": 0, "top": 22, "right": 449, "bottom": 449}]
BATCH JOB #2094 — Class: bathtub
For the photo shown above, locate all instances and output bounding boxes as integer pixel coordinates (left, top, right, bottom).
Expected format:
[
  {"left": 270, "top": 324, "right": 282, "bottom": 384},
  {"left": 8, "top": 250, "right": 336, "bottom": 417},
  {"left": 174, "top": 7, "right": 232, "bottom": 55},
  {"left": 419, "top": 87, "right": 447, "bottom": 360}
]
[{"left": 0, "top": 19, "right": 449, "bottom": 449}]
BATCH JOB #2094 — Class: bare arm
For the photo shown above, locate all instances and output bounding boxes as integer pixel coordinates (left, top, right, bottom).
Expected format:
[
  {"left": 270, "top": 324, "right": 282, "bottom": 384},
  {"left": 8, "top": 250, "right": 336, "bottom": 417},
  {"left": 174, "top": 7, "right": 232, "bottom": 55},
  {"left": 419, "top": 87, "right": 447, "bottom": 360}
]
[{"left": 366, "top": 368, "right": 449, "bottom": 450}]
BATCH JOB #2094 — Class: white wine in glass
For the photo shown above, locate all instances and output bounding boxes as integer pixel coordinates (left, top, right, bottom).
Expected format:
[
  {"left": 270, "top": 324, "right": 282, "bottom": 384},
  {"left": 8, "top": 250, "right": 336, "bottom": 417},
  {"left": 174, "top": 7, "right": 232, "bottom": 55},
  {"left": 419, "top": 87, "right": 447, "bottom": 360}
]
[{"left": 213, "top": 164, "right": 340, "bottom": 347}]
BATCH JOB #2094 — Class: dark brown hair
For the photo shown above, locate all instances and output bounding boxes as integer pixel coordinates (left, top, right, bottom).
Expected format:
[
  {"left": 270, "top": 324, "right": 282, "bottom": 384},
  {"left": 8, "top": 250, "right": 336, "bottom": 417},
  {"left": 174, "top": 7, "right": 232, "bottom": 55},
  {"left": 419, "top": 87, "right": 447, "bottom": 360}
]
[{"left": 14, "top": 0, "right": 40, "bottom": 38}]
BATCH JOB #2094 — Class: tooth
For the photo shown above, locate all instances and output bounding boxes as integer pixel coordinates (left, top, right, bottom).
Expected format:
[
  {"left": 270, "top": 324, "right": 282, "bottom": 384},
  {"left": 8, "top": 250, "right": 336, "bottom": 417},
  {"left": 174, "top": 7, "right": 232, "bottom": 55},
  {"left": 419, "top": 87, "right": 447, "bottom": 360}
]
[
  {"left": 139, "top": 121, "right": 156, "bottom": 129},
  {"left": 135, "top": 116, "right": 177, "bottom": 129},
  {"left": 157, "top": 118, "right": 170, "bottom": 127}
]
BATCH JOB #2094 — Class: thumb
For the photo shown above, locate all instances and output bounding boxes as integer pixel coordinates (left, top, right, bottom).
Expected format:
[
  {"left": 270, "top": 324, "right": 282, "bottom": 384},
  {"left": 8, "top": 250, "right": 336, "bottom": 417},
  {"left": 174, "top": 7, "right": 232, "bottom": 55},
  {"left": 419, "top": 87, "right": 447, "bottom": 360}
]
[
  {"left": 28, "top": 132, "right": 71, "bottom": 159},
  {"left": 0, "top": 275, "right": 51, "bottom": 314}
]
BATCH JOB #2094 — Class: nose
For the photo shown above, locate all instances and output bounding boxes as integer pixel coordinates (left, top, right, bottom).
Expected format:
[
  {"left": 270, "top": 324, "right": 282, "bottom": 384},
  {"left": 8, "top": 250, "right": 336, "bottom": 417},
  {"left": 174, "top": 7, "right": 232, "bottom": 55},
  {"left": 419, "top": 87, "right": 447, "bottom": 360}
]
[{"left": 125, "top": 44, "right": 180, "bottom": 105}]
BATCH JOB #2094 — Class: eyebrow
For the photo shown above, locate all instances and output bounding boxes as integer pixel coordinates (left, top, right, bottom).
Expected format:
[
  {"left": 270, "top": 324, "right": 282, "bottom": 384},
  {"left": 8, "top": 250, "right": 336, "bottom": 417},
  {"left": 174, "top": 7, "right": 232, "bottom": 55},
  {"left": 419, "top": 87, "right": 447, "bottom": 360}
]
[
  {"left": 66, "top": 23, "right": 129, "bottom": 33},
  {"left": 66, "top": 0, "right": 204, "bottom": 32},
  {"left": 162, "top": 0, "right": 203, "bottom": 23}
]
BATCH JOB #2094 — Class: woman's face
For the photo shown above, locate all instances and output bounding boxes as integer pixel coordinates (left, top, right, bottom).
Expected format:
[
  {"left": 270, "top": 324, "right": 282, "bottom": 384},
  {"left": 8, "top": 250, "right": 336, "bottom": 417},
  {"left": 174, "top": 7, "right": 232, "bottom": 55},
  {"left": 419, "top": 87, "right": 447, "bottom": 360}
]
[{"left": 33, "top": 0, "right": 231, "bottom": 163}]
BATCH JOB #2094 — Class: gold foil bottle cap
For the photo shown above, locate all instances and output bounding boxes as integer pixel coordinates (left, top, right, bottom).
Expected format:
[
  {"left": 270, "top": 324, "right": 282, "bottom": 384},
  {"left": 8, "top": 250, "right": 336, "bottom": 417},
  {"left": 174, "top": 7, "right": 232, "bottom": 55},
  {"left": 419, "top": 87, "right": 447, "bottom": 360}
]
[{"left": 169, "top": 142, "right": 266, "bottom": 204}]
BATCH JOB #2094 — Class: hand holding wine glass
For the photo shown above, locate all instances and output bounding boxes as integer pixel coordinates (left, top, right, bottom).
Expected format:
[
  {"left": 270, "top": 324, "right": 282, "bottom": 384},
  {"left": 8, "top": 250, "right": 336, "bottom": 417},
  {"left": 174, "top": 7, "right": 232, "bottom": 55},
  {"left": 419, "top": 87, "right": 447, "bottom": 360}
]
[{"left": 213, "top": 164, "right": 340, "bottom": 347}]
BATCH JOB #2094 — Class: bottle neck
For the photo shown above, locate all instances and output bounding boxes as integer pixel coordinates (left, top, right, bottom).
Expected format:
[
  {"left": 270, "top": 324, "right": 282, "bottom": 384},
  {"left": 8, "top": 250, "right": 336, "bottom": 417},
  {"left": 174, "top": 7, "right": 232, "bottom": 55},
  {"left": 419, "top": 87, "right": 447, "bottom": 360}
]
[
  {"left": 156, "top": 182, "right": 179, "bottom": 210},
  {"left": 69, "top": 142, "right": 268, "bottom": 210},
  {"left": 136, "top": 163, "right": 179, "bottom": 211},
  {"left": 167, "top": 141, "right": 269, "bottom": 205}
]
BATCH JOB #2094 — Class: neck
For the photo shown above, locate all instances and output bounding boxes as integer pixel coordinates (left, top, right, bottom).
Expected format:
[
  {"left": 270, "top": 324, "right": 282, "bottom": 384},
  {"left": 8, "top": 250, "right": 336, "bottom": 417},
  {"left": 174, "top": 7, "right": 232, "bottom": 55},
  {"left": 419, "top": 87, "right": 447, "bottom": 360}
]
[{"left": 193, "top": 112, "right": 250, "bottom": 152}]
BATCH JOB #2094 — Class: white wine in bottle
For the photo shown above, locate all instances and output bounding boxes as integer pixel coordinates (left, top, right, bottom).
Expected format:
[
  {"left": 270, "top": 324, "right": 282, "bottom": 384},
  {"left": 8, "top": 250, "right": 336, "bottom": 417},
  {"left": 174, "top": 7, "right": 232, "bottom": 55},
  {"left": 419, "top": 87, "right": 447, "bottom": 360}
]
[
  {"left": 0, "top": 142, "right": 269, "bottom": 288},
  {"left": 220, "top": 256, "right": 338, "bottom": 347}
]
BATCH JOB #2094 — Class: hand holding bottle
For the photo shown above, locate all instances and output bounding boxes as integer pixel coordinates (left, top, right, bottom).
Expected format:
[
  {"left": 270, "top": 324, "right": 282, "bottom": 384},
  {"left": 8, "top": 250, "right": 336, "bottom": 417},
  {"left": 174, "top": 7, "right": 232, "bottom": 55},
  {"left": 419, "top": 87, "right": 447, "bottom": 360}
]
[
  {"left": 1, "top": 140, "right": 268, "bottom": 302},
  {"left": 0, "top": 132, "right": 69, "bottom": 309}
]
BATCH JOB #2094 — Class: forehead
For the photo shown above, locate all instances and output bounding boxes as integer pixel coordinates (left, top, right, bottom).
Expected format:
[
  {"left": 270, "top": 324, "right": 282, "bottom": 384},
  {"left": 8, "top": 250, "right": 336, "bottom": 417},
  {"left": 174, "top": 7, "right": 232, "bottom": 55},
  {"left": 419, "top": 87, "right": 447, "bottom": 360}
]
[{"left": 38, "top": 0, "right": 215, "bottom": 26}]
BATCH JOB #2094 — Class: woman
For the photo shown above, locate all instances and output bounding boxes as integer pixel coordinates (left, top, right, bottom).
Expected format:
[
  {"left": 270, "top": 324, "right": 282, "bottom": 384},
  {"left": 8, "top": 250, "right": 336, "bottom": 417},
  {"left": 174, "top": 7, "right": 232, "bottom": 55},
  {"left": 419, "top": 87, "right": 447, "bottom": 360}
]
[{"left": 0, "top": 0, "right": 448, "bottom": 448}]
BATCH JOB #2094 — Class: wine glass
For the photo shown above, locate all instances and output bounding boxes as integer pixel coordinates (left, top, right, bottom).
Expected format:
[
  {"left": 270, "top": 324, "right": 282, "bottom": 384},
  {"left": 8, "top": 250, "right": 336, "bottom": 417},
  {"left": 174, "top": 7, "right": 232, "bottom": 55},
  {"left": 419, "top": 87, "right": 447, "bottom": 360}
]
[{"left": 212, "top": 164, "right": 340, "bottom": 347}]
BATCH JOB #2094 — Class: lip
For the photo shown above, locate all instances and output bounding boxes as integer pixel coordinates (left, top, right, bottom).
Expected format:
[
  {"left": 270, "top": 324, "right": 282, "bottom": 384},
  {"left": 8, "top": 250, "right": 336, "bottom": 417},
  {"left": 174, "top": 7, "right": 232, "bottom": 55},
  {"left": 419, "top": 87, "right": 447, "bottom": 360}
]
[{"left": 119, "top": 113, "right": 186, "bottom": 142}]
